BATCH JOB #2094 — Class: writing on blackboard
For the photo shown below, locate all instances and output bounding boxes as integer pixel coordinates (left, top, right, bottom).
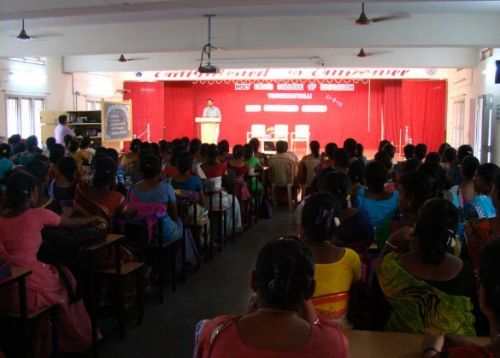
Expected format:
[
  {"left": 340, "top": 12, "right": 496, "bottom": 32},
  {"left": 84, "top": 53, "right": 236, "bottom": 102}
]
[{"left": 105, "top": 104, "right": 131, "bottom": 140}]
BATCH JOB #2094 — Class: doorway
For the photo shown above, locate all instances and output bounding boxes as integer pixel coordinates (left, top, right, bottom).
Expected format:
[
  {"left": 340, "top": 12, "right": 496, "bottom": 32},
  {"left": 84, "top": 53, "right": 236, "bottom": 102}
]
[{"left": 474, "top": 94, "right": 495, "bottom": 163}]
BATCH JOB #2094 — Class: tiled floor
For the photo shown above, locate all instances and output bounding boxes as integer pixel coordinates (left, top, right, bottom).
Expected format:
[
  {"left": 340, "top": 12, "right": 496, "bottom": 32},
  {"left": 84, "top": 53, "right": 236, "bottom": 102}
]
[{"left": 96, "top": 206, "right": 297, "bottom": 358}]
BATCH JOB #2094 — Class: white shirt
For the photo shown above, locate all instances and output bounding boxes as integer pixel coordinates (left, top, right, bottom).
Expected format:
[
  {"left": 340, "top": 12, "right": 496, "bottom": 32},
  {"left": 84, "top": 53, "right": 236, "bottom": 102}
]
[
  {"left": 55, "top": 124, "right": 76, "bottom": 144},
  {"left": 202, "top": 106, "right": 221, "bottom": 119}
]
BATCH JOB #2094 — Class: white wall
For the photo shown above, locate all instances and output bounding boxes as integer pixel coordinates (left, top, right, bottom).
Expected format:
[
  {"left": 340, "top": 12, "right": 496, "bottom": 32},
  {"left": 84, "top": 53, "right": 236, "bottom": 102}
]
[
  {"left": 0, "top": 56, "right": 124, "bottom": 139},
  {"left": 446, "top": 49, "right": 500, "bottom": 163}
]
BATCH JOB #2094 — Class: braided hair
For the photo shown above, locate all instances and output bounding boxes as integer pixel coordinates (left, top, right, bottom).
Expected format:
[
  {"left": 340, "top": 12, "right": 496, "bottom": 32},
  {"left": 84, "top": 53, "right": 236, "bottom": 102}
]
[
  {"left": 319, "top": 171, "right": 352, "bottom": 209},
  {"left": 414, "top": 198, "right": 458, "bottom": 265},
  {"left": 255, "top": 237, "right": 315, "bottom": 310},
  {"left": 302, "top": 192, "right": 341, "bottom": 242}
]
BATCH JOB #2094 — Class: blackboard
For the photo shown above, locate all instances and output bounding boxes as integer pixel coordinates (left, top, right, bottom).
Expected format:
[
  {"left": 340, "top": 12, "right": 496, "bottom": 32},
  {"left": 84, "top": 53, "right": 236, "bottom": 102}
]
[{"left": 103, "top": 102, "right": 132, "bottom": 141}]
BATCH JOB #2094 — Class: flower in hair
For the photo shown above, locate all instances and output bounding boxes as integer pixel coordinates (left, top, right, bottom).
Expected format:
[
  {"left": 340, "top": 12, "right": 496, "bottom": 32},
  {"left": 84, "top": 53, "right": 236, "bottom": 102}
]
[{"left": 315, "top": 208, "right": 337, "bottom": 229}]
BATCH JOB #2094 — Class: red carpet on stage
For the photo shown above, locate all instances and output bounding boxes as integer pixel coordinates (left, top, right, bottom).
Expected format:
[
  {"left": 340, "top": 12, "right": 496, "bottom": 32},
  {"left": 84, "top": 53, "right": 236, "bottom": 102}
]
[{"left": 124, "top": 79, "right": 446, "bottom": 152}]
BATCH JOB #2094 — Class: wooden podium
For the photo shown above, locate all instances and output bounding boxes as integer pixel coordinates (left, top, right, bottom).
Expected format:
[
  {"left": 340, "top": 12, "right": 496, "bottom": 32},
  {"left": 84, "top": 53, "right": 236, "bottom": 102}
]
[{"left": 195, "top": 117, "right": 221, "bottom": 144}]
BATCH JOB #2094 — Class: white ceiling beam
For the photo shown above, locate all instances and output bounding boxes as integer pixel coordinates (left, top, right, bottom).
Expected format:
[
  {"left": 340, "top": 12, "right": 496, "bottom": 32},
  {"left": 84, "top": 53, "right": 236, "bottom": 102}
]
[
  {"left": 0, "top": 14, "right": 498, "bottom": 58},
  {"left": 63, "top": 47, "right": 479, "bottom": 72}
]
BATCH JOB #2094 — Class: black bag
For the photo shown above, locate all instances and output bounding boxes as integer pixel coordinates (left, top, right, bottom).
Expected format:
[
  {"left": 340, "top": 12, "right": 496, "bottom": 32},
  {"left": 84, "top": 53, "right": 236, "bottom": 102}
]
[{"left": 38, "top": 226, "right": 106, "bottom": 266}]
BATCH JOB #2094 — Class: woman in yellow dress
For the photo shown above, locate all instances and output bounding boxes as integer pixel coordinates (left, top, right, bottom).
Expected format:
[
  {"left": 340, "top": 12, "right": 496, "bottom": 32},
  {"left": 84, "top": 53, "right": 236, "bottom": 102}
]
[{"left": 302, "top": 192, "right": 361, "bottom": 326}]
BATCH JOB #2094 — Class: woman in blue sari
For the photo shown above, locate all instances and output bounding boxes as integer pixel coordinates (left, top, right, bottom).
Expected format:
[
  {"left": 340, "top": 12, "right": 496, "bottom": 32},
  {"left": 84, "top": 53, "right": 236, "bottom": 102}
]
[{"left": 464, "top": 163, "right": 500, "bottom": 220}]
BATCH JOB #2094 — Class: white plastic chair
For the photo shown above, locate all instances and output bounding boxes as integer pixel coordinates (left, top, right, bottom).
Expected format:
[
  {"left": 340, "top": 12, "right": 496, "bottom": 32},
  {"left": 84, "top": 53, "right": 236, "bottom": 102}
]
[
  {"left": 273, "top": 124, "right": 289, "bottom": 142},
  {"left": 291, "top": 124, "right": 310, "bottom": 154},
  {"left": 246, "top": 124, "right": 266, "bottom": 151},
  {"left": 269, "top": 156, "right": 296, "bottom": 210},
  {"left": 299, "top": 157, "right": 320, "bottom": 200}
]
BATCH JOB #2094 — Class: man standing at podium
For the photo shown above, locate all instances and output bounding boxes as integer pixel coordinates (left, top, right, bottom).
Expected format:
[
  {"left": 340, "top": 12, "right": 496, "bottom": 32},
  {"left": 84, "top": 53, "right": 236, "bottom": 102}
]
[{"left": 202, "top": 98, "right": 221, "bottom": 142}]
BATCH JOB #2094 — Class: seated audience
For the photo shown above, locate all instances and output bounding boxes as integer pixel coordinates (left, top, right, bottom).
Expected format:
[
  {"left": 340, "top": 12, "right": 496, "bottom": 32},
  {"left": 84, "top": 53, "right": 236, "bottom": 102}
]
[
  {"left": 248, "top": 137, "right": 267, "bottom": 165},
  {"left": 315, "top": 142, "right": 337, "bottom": 173},
  {"left": 0, "top": 171, "right": 103, "bottom": 352},
  {"left": 120, "top": 138, "right": 141, "bottom": 167},
  {"left": 201, "top": 145, "right": 242, "bottom": 233},
  {"left": 425, "top": 152, "right": 441, "bottom": 165},
  {"left": 332, "top": 148, "right": 349, "bottom": 174},
  {"left": 48, "top": 143, "right": 66, "bottom": 179},
  {"left": 171, "top": 152, "right": 204, "bottom": 205},
  {"left": 194, "top": 237, "right": 349, "bottom": 357},
  {"left": 16, "top": 135, "right": 42, "bottom": 166},
  {"left": 377, "top": 199, "right": 476, "bottom": 335},
  {"left": 73, "top": 136, "right": 93, "bottom": 171},
  {"left": 163, "top": 140, "right": 184, "bottom": 178},
  {"left": 73, "top": 156, "right": 129, "bottom": 229},
  {"left": 217, "top": 140, "right": 231, "bottom": 166},
  {"left": 450, "top": 155, "right": 479, "bottom": 213},
  {"left": 302, "top": 192, "right": 361, "bottom": 326},
  {"left": 355, "top": 161, "right": 399, "bottom": 229},
  {"left": 356, "top": 143, "right": 367, "bottom": 164},
  {"left": 464, "top": 163, "right": 500, "bottom": 220},
  {"left": 438, "top": 142, "right": 451, "bottom": 157},
  {"left": 130, "top": 154, "right": 183, "bottom": 243},
  {"left": 189, "top": 138, "right": 204, "bottom": 176},
  {"left": 457, "top": 145, "right": 474, "bottom": 164},
  {"left": 298, "top": 141, "right": 321, "bottom": 195},
  {"left": 44, "top": 137, "right": 56, "bottom": 157},
  {"left": 227, "top": 145, "right": 250, "bottom": 200},
  {"left": 25, "top": 157, "right": 64, "bottom": 215},
  {"left": 0, "top": 144, "right": 14, "bottom": 185},
  {"left": 422, "top": 238, "right": 500, "bottom": 357},
  {"left": 343, "top": 138, "right": 357, "bottom": 163},
  {"left": 227, "top": 145, "right": 249, "bottom": 179},
  {"left": 465, "top": 171, "right": 500, "bottom": 271},
  {"left": 268, "top": 141, "right": 298, "bottom": 181},
  {"left": 49, "top": 157, "right": 78, "bottom": 208},
  {"left": 414, "top": 143, "right": 428, "bottom": 164},
  {"left": 442, "top": 147, "right": 460, "bottom": 186},
  {"left": 322, "top": 172, "right": 374, "bottom": 252}
]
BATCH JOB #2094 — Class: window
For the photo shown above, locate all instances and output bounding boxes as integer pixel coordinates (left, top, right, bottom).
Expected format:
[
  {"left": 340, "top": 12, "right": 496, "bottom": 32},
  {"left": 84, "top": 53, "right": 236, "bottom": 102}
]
[
  {"left": 451, "top": 99, "right": 465, "bottom": 147},
  {"left": 8, "top": 57, "right": 46, "bottom": 65},
  {"left": 86, "top": 100, "right": 102, "bottom": 111},
  {"left": 5, "top": 96, "right": 45, "bottom": 140}
]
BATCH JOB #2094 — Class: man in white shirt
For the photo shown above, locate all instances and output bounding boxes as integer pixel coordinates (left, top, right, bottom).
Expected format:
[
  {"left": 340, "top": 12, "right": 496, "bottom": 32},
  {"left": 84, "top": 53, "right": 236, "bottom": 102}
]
[
  {"left": 54, "top": 114, "right": 75, "bottom": 145},
  {"left": 202, "top": 98, "right": 221, "bottom": 142}
]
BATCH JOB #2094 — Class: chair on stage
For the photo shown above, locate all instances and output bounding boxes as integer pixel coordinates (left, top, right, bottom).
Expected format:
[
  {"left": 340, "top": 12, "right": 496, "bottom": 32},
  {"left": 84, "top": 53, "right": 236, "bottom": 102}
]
[
  {"left": 273, "top": 124, "right": 289, "bottom": 143},
  {"left": 291, "top": 124, "right": 310, "bottom": 154},
  {"left": 246, "top": 124, "right": 266, "bottom": 151}
]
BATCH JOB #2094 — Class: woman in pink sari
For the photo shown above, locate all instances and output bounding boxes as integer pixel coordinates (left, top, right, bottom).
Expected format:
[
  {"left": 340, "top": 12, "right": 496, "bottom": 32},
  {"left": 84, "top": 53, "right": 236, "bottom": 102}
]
[{"left": 0, "top": 171, "right": 105, "bottom": 352}]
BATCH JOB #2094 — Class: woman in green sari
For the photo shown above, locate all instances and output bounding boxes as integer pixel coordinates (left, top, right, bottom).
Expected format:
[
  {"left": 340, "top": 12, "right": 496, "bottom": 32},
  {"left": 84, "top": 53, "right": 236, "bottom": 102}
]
[{"left": 377, "top": 198, "right": 476, "bottom": 335}]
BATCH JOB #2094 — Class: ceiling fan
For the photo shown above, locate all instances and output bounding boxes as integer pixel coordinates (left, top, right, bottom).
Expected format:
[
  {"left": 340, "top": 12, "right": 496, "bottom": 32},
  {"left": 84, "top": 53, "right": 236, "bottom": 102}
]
[
  {"left": 356, "top": 48, "right": 392, "bottom": 57},
  {"left": 355, "top": 3, "right": 409, "bottom": 25},
  {"left": 15, "top": 18, "right": 62, "bottom": 40},
  {"left": 115, "top": 54, "right": 148, "bottom": 62}
]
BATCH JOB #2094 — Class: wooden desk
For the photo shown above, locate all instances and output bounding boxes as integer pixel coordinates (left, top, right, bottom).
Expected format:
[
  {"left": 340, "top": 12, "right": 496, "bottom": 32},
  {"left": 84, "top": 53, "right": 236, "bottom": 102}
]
[{"left": 344, "top": 329, "right": 490, "bottom": 358}]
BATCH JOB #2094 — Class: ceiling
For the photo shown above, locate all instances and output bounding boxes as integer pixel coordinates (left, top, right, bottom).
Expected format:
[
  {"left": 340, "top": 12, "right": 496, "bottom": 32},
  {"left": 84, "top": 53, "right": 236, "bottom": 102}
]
[{"left": 1, "top": 1, "right": 499, "bottom": 71}]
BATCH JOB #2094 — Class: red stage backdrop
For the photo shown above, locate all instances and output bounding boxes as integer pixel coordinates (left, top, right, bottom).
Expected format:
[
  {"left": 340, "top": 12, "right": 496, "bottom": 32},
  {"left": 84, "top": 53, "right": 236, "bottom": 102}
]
[{"left": 124, "top": 79, "right": 446, "bottom": 152}]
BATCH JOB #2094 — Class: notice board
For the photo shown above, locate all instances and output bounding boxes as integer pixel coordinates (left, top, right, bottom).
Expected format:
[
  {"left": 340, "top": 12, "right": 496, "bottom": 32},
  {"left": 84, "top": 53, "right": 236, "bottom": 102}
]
[{"left": 102, "top": 101, "right": 132, "bottom": 141}]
